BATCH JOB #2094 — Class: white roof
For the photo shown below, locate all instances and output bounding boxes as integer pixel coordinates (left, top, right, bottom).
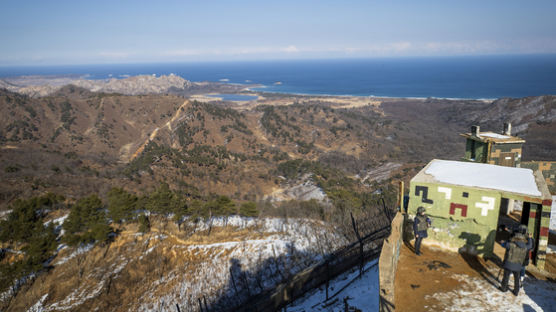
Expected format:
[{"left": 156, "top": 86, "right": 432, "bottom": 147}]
[
  {"left": 479, "top": 132, "right": 511, "bottom": 139},
  {"left": 423, "top": 160, "right": 542, "bottom": 197}
]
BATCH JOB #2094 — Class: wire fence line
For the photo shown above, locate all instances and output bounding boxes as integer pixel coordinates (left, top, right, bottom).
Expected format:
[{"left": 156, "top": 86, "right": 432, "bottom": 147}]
[
  {"left": 175, "top": 202, "right": 396, "bottom": 312},
  {"left": 175, "top": 226, "right": 390, "bottom": 312}
]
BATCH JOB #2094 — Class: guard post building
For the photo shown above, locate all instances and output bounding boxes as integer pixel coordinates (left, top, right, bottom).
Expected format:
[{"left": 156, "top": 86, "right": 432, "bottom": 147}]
[{"left": 407, "top": 159, "right": 553, "bottom": 270}]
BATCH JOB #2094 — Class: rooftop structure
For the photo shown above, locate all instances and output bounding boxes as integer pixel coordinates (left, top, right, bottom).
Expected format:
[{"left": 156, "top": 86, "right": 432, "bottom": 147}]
[{"left": 461, "top": 123, "right": 525, "bottom": 167}]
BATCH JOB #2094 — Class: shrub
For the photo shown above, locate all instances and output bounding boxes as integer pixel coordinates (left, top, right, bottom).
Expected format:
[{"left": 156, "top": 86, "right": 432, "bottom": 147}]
[
  {"left": 208, "top": 196, "right": 236, "bottom": 216},
  {"left": 4, "top": 165, "right": 20, "bottom": 173},
  {"left": 107, "top": 187, "right": 137, "bottom": 223},
  {"left": 142, "top": 183, "right": 184, "bottom": 215},
  {"left": 0, "top": 194, "right": 62, "bottom": 293},
  {"left": 239, "top": 202, "right": 258, "bottom": 217},
  {"left": 0, "top": 193, "right": 63, "bottom": 243},
  {"left": 138, "top": 214, "right": 150, "bottom": 233},
  {"left": 63, "top": 194, "right": 112, "bottom": 246}
]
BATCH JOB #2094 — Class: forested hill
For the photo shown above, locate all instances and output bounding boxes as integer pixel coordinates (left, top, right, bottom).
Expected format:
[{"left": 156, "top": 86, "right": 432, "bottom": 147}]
[{"left": 1, "top": 84, "right": 555, "bottom": 310}]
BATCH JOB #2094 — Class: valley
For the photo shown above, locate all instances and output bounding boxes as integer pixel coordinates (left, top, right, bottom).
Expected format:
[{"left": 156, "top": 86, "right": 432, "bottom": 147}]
[{"left": 1, "top": 76, "right": 555, "bottom": 311}]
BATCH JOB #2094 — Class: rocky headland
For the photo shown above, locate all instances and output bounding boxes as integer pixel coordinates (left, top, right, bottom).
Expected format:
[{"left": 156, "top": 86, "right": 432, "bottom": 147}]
[{"left": 0, "top": 74, "right": 247, "bottom": 97}]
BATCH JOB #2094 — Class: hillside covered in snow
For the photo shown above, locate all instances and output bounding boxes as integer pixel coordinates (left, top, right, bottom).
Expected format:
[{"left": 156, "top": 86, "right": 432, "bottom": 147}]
[{"left": 13, "top": 216, "right": 349, "bottom": 312}]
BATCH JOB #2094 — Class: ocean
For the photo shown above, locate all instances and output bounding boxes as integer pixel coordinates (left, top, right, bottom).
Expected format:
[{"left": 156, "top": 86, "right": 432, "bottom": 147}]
[{"left": 1, "top": 55, "right": 556, "bottom": 99}]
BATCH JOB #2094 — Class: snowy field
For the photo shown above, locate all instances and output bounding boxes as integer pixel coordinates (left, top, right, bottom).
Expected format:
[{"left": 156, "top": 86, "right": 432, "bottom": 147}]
[{"left": 287, "top": 259, "right": 379, "bottom": 312}]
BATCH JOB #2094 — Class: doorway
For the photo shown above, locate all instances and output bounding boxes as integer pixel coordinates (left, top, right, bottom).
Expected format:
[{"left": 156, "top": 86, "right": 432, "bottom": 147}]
[
  {"left": 499, "top": 152, "right": 516, "bottom": 167},
  {"left": 496, "top": 198, "right": 521, "bottom": 243}
]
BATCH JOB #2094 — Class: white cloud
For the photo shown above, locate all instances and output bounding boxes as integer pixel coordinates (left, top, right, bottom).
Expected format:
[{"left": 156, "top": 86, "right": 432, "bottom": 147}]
[
  {"left": 8, "top": 39, "right": 556, "bottom": 65},
  {"left": 162, "top": 45, "right": 301, "bottom": 57},
  {"left": 98, "top": 51, "right": 130, "bottom": 59},
  {"left": 160, "top": 39, "right": 556, "bottom": 60},
  {"left": 282, "top": 45, "right": 299, "bottom": 53}
]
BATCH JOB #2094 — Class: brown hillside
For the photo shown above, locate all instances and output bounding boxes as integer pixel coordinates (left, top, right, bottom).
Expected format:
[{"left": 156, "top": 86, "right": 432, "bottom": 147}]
[{"left": 1, "top": 90, "right": 554, "bottom": 210}]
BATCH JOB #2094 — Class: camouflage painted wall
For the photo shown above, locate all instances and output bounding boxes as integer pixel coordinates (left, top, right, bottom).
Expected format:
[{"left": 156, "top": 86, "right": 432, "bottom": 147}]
[
  {"left": 489, "top": 143, "right": 523, "bottom": 167},
  {"left": 408, "top": 180, "right": 552, "bottom": 270},
  {"left": 522, "top": 161, "right": 556, "bottom": 194},
  {"left": 408, "top": 182, "right": 501, "bottom": 256},
  {"left": 464, "top": 139, "right": 488, "bottom": 162}
]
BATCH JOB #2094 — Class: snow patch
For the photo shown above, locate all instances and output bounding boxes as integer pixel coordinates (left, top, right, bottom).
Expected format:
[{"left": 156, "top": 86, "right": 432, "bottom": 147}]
[
  {"left": 28, "top": 294, "right": 48, "bottom": 312},
  {"left": 427, "top": 274, "right": 556, "bottom": 311},
  {"left": 288, "top": 260, "right": 379, "bottom": 311},
  {"left": 0, "top": 209, "right": 12, "bottom": 219},
  {"left": 54, "top": 244, "right": 94, "bottom": 265},
  {"left": 479, "top": 132, "right": 511, "bottom": 139}
]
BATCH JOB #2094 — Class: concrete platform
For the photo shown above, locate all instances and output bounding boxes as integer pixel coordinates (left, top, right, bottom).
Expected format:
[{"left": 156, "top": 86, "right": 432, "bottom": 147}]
[{"left": 394, "top": 241, "right": 556, "bottom": 311}]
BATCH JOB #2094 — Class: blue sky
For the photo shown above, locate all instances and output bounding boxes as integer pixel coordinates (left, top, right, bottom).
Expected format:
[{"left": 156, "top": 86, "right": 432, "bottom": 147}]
[{"left": 2, "top": 0, "right": 556, "bottom": 65}]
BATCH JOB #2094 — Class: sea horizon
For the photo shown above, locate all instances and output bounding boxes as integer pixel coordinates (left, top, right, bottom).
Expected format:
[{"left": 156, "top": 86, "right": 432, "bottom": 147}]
[{"left": 2, "top": 54, "right": 556, "bottom": 99}]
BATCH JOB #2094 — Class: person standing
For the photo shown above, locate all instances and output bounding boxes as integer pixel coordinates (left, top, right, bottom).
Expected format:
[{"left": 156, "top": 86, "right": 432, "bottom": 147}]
[
  {"left": 413, "top": 206, "right": 431, "bottom": 256},
  {"left": 500, "top": 228, "right": 529, "bottom": 295}
]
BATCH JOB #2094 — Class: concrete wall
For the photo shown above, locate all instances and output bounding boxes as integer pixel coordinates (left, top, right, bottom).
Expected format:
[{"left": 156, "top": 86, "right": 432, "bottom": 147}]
[
  {"left": 551, "top": 196, "right": 556, "bottom": 234},
  {"left": 522, "top": 161, "right": 556, "bottom": 194},
  {"left": 379, "top": 212, "right": 404, "bottom": 312},
  {"left": 535, "top": 198, "right": 553, "bottom": 269},
  {"left": 408, "top": 182, "right": 501, "bottom": 256}
]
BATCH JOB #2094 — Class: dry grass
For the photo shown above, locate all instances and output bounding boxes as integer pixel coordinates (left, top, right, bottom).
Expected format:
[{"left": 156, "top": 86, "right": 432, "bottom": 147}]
[{"left": 6, "top": 214, "right": 332, "bottom": 311}]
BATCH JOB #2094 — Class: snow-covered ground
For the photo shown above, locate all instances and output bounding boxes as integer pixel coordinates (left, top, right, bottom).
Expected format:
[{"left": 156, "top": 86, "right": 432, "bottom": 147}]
[
  {"left": 53, "top": 243, "right": 94, "bottom": 265},
  {"left": 136, "top": 217, "right": 347, "bottom": 311},
  {"left": 360, "top": 162, "right": 402, "bottom": 184},
  {"left": 44, "top": 213, "right": 69, "bottom": 236},
  {"left": 26, "top": 216, "right": 349, "bottom": 312},
  {"left": 287, "top": 259, "right": 379, "bottom": 312},
  {"left": 264, "top": 174, "right": 329, "bottom": 202},
  {"left": 426, "top": 274, "right": 556, "bottom": 311}
]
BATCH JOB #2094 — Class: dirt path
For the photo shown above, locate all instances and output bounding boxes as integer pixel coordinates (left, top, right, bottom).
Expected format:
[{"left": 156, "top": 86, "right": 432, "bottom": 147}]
[
  {"left": 252, "top": 113, "right": 271, "bottom": 145},
  {"left": 394, "top": 243, "right": 556, "bottom": 311},
  {"left": 128, "top": 100, "right": 190, "bottom": 161}
]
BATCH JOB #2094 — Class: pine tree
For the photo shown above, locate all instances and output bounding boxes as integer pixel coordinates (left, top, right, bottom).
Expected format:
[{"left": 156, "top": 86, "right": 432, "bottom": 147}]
[
  {"left": 63, "top": 194, "right": 112, "bottom": 246},
  {"left": 213, "top": 196, "right": 236, "bottom": 216},
  {"left": 107, "top": 187, "right": 137, "bottom": 224},
  {"left": 239, "top": 202, "right": 258, "bottom": 217}
]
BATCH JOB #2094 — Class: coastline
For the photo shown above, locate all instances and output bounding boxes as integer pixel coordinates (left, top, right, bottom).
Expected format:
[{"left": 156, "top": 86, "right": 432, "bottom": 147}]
[
  {"left": 3, "top": 55, "right": 556, "bottom": 100},
  {"left": 247, "top": 87, "right": 496, "bottom": 102},
  {"left": 0, "top": 72, "right": 530, "bottom": 102}
]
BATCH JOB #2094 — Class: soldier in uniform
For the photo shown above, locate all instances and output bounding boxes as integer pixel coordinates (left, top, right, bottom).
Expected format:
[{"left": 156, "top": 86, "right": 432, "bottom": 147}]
[
  {"left": 413, "top": 206, "right": 431, "bottom": 256},
  {"left": 500, "top": 227, "right": 529, "bottom": 295}
]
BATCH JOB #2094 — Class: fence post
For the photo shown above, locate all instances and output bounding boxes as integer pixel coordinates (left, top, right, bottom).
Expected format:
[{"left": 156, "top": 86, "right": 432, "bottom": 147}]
[
  {"left": 398, "top": 181, "right": 404, "bottom": 212},
  {"left": 325, "top": 259, "right": 330, "bottom": 300},
  {"left": 350, "top": 212, "right": 364, "bottom": 277},
  {"left": 203, "top": 295, "right": 209, "bottom": 312},
  {"left": 242, "top": 271, "right": 252, "bottom": 298},
  {"left": 230, "top": 267, "right": 239, "bottom": 298},
  {"left": 198, "top": 298, "right": 204, "bottom": 312}
]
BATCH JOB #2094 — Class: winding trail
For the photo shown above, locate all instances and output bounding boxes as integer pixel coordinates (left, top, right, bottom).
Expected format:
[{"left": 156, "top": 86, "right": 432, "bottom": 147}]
[{"left": 129, "top": 100, "right": 190, "bottom": 161}]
